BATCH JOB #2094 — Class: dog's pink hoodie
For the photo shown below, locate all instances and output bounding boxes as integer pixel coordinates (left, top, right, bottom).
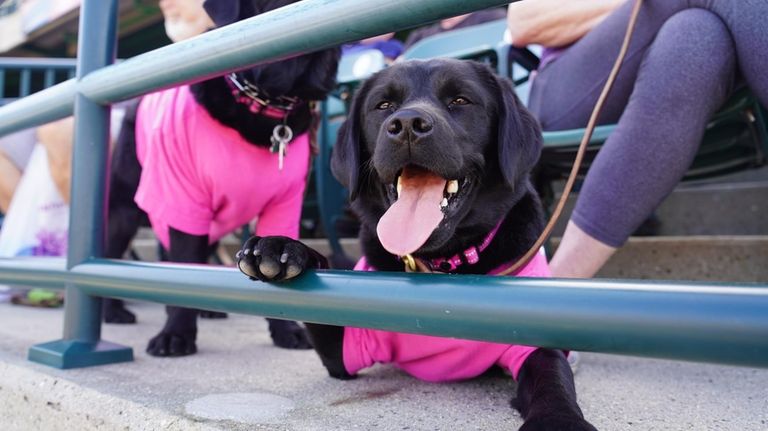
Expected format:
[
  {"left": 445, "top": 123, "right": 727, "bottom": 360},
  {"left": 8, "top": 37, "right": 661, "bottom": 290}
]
[
  {"left": 134, "top": 85, "right": 310, "bottom": 248},
  {"left": 344, "top": 251, "right": 550, "bottom": 381}
]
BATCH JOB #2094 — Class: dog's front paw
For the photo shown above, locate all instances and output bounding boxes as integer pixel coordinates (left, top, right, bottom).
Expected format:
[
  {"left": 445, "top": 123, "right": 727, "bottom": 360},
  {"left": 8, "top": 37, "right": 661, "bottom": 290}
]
[
  {"left": 268, "top": 318, "right": 313, "bottom": 349},
  {"left": 146, "top": 330, "right": 197, "bottom": 357},
  {"left": 519, "top": 415, "right": 597, "bottom": 431},
  {"left": 237, "top": 235, "right": 328, "bottom": 282}
]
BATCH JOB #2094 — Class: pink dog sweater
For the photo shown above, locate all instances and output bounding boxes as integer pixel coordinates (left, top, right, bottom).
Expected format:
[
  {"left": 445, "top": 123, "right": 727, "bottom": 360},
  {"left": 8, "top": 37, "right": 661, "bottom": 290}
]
[
  {"left": 134, "top": 85, "right": 310, "bottom": 248},
  {"left": 343, "top": 250, "right": 550, "bottom": 381}
]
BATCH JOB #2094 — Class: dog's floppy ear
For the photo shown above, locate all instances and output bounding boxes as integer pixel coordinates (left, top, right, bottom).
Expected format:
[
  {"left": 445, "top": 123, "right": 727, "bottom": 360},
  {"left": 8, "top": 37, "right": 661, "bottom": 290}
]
[
  {"left": 203, "top": 0, "right": 250, "bottom": 28},
  {"left": 494, "top": 72, "right": 543, "bottom": 189},
  {"left": 331, "top": 79, "right": 374, "bottom": 201}
]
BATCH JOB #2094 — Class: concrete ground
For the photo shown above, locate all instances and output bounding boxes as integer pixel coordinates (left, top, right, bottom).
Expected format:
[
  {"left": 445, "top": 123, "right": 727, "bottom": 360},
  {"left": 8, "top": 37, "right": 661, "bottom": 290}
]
[
  {"left": 2, "top": 173, "right": 766, "bottom": 430},
  {"left": 1, "top": 300, "right": 767, "bottom": 431}
]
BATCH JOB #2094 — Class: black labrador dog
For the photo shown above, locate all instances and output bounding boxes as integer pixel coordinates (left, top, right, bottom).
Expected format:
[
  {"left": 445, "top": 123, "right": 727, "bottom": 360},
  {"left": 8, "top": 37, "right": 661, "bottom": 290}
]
[
  {"left": 237, "top": 59, "right": 596, "bottom": 430},
  {"left": 103, "top": 0, "right": 340, "bottom": 357}
]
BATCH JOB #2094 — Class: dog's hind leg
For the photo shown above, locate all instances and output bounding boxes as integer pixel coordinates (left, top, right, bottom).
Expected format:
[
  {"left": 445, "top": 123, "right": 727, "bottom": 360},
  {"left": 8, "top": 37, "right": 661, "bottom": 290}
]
[
  {"left": 103, "top": 99, "right": 143, "bottom": 324},
  {"left": 145, "top": 227, "right": 210, "bottom": 357},
  {"left": 199, "top": 309, "right": 228, "bottom": 319},
  {"left": 103, "top": 176, "right": 145, "bottom": 324},
  {"left": 198, "top": 243, "right": 229, "bottom": 320},
  {"left": 512, "top": 349, "right": 596, "bottom": 431},
  {"left": 304, "top": 323, "right": 354, "bottom": 380},
  {"left": 267, "top": 318, "right": 313, "bottom": 350},
  {"left": 102, "top": 202, "right": 143, "bottom": 324},
  {"left": 146, "top": 306, "right": 199, "bottom": 356}
]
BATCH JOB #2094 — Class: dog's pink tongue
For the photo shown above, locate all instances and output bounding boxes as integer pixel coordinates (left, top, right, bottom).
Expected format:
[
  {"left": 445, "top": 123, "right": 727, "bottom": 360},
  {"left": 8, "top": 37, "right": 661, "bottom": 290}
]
[{"left": 377, "top": 167, "right": 446, "bottom": 256}]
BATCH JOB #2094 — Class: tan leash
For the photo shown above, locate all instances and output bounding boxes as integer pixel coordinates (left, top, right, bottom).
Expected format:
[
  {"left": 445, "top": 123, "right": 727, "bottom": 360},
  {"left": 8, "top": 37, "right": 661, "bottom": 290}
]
[
  {"left": 496, "top": 0, "right": 644, "bottom": 276},
  {"left": 405, "top": 0, "right": 645, "bottom": 274}
]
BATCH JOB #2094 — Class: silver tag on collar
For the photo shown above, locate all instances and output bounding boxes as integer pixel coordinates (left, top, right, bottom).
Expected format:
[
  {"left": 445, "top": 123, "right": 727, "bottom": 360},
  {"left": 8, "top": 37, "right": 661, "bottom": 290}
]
[{"left": 270, "top": 124, "right": 293, "bottom": 170}]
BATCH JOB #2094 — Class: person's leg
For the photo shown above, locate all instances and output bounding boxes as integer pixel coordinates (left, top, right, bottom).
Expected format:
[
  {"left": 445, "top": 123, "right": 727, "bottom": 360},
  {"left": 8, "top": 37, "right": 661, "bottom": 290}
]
[
  {"left": 551, "top": 9, "right": 736, "bottom": 278},
  {"left": 550, "top": 221, "right": 616, "bottom": 278},
  {"left": 529, "top": 0, "right": 768, "bottom": 129},
  {"left": 703, "top": 0, "right": 768, "bottom": 107},
  {"left": 528, "top": 0, "right": 689, "bottom": 130}
]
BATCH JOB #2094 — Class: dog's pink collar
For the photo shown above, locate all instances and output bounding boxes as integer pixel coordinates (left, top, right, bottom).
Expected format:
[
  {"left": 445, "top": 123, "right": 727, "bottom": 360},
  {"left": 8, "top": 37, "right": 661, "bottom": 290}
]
[{"left": 427, "top": 219, "right": 503, "bottom": 273}]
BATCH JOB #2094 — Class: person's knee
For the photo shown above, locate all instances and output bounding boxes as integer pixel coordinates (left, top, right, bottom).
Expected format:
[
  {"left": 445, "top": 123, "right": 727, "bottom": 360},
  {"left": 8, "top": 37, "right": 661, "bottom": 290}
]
[
  {"left": 662, "top": 10, "right": 734, "bottom": 82},
  {"left": 637, "top": 8, "right": 735, "bottom": 110}
]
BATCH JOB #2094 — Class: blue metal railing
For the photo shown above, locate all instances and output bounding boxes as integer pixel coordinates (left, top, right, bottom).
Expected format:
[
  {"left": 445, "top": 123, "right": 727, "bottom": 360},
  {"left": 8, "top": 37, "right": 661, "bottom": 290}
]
[
  {"left": 0, "top": 57, "right": 77, "bottom": 103},
  {"left": 0, "top": 0, "right": 765, "bottom": 370}
]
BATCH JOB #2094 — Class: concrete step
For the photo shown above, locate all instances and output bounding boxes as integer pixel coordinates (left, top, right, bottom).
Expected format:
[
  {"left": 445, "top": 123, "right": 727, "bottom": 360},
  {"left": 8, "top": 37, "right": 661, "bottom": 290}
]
[
  {"left": 580, "top": 236, "right": 768, "bottom": 282},
  {"left": 549, "top": 180, "right": 768, "bottom": 237}
]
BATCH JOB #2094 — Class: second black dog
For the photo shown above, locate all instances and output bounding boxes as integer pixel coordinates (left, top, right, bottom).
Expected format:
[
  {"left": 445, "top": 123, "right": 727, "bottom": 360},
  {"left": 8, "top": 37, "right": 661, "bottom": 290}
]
[{"left": 104, "top": 0, "right": 340, "bottom": 357}]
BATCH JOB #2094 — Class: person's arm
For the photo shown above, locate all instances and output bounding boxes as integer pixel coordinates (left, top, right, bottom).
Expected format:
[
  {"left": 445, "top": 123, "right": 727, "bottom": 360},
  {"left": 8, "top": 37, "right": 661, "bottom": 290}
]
[
  {"left": 0, "top": 151, "right": 21, "bottom": 213},
  {"left": 506, "top": 0, "right": 624, "bottom": 48},
  {"left": 37, "top": 117, "right": 74, "bottom": 203}
]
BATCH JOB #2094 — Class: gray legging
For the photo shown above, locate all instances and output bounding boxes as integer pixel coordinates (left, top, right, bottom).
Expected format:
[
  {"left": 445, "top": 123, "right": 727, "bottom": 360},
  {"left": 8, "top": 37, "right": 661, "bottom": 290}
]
[{"left": 527, "top": 0, "right": 768, "bottom": 247}]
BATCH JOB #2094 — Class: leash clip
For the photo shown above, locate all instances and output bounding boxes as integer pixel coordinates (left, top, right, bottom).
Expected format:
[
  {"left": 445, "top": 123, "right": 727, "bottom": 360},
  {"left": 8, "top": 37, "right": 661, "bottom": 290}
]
[
  {"left": 402, "top": 254, "right": 433, "bottom": 273},
  {"left": 402, "top": 254, "right": 417, "bottom": 272}
]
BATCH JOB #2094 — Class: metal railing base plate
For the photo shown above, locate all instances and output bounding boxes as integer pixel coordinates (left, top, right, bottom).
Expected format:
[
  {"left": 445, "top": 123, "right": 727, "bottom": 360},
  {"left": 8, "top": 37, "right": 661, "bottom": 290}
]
[{"left": 28, "top": 339, "right": 133, "bottom": 369}]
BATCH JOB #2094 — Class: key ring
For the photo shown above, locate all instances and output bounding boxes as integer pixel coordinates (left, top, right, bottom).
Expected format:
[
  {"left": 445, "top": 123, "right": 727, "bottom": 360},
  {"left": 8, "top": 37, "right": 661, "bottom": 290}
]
[{"left": 272, "top": 124, "right": 293, "bottom": 144}]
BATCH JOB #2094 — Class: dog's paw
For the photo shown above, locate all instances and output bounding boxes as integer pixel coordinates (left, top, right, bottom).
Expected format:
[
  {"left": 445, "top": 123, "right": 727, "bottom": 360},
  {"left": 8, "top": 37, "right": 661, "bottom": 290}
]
[
  {"left": 199, "top": 310, "right": 228, "bottom": 319},
  {"left": 519, "top": 416, "right": 597, "bottom": 431},
  {"left": 103, "top": 300, "right": 137, "bottom": 324},
  {"left": 146, "top": 330, "right": 197, "bottom": 357},
  {"left": 237, "top": 236, "right": 328, "bottom": 282},
  {"left": 268, "top": 319, "right": 313, "bottom": 350}
]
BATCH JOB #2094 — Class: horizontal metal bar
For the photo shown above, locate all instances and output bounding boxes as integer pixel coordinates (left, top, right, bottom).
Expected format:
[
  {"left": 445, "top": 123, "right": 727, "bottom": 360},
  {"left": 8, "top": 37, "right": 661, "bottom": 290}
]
[
  {"left": 80, "top": 0, "right": 510, "bottom": 104},
  {"left": 0, "top": 79, "right": 76, "bottom": 135},
  {"left": 2, "top": 257, "right": 767, "bottom": 366},
  {"left": 543, "top": 124, "right": 617, "bottom": 148},
  {"left": 3, "top": 258, "right": 764, "bottom": 368},
  {"left": 0, "top": 258, "right": 66, "bottom": 289},
  {"left": 0, "top": 57, "right": 78, "bottom": 68},
  {"left": 0, "top": 0, "right": 509, "bottom": 136}
]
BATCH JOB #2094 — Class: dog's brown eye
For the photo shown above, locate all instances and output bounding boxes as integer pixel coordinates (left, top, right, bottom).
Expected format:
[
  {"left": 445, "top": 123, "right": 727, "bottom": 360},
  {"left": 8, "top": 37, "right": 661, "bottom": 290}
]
[
  {"left": 376, "top": 101, "right": 393, "bottom": 110},
  {"left": 449, "top": 97, "right": 470, "bottom": 107}
]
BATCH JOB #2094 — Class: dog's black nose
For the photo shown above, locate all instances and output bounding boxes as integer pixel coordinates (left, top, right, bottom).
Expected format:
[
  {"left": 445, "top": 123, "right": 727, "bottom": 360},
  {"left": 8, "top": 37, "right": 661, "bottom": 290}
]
[{"left": 386, "top": 109, "right": 433, "bottom": 140}]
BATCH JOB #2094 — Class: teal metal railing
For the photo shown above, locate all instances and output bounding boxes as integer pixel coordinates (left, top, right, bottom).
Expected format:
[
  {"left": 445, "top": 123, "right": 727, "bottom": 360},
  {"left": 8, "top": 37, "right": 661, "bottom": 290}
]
[
  {"left": 0, "top": 57, "right": 76, "bottom": 106},
  {"left": 0, "top": 0, "right": 766, "bottom": 369}
]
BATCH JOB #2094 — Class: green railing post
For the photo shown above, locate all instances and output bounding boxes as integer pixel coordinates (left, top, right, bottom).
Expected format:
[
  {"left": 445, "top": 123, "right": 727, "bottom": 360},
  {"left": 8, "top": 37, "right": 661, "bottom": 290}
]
[{"left": 28, "top": 0, "right": 133, "bottom": 369}]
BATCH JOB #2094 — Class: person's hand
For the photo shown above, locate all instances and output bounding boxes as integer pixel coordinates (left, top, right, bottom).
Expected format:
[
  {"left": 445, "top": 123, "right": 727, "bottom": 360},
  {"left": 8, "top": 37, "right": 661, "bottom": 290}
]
[
  {"left": 160, "top": 0, "right": 214, "bottom": 42},
  {"left": 506, "top": 0, "right": 624, "bottom": 48}
]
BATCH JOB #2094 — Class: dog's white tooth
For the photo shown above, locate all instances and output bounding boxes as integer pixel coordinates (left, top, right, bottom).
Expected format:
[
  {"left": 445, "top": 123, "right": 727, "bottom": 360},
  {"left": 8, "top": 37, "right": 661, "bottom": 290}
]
[
  {"left": 447, "top": 180, "right": 459, "bottom": 194},
  {"left": 397, "top": 177, "right": 403, "bottom": 196},
  {"left": 440, "top": 197, "right": 448, "bottom": 208}
]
